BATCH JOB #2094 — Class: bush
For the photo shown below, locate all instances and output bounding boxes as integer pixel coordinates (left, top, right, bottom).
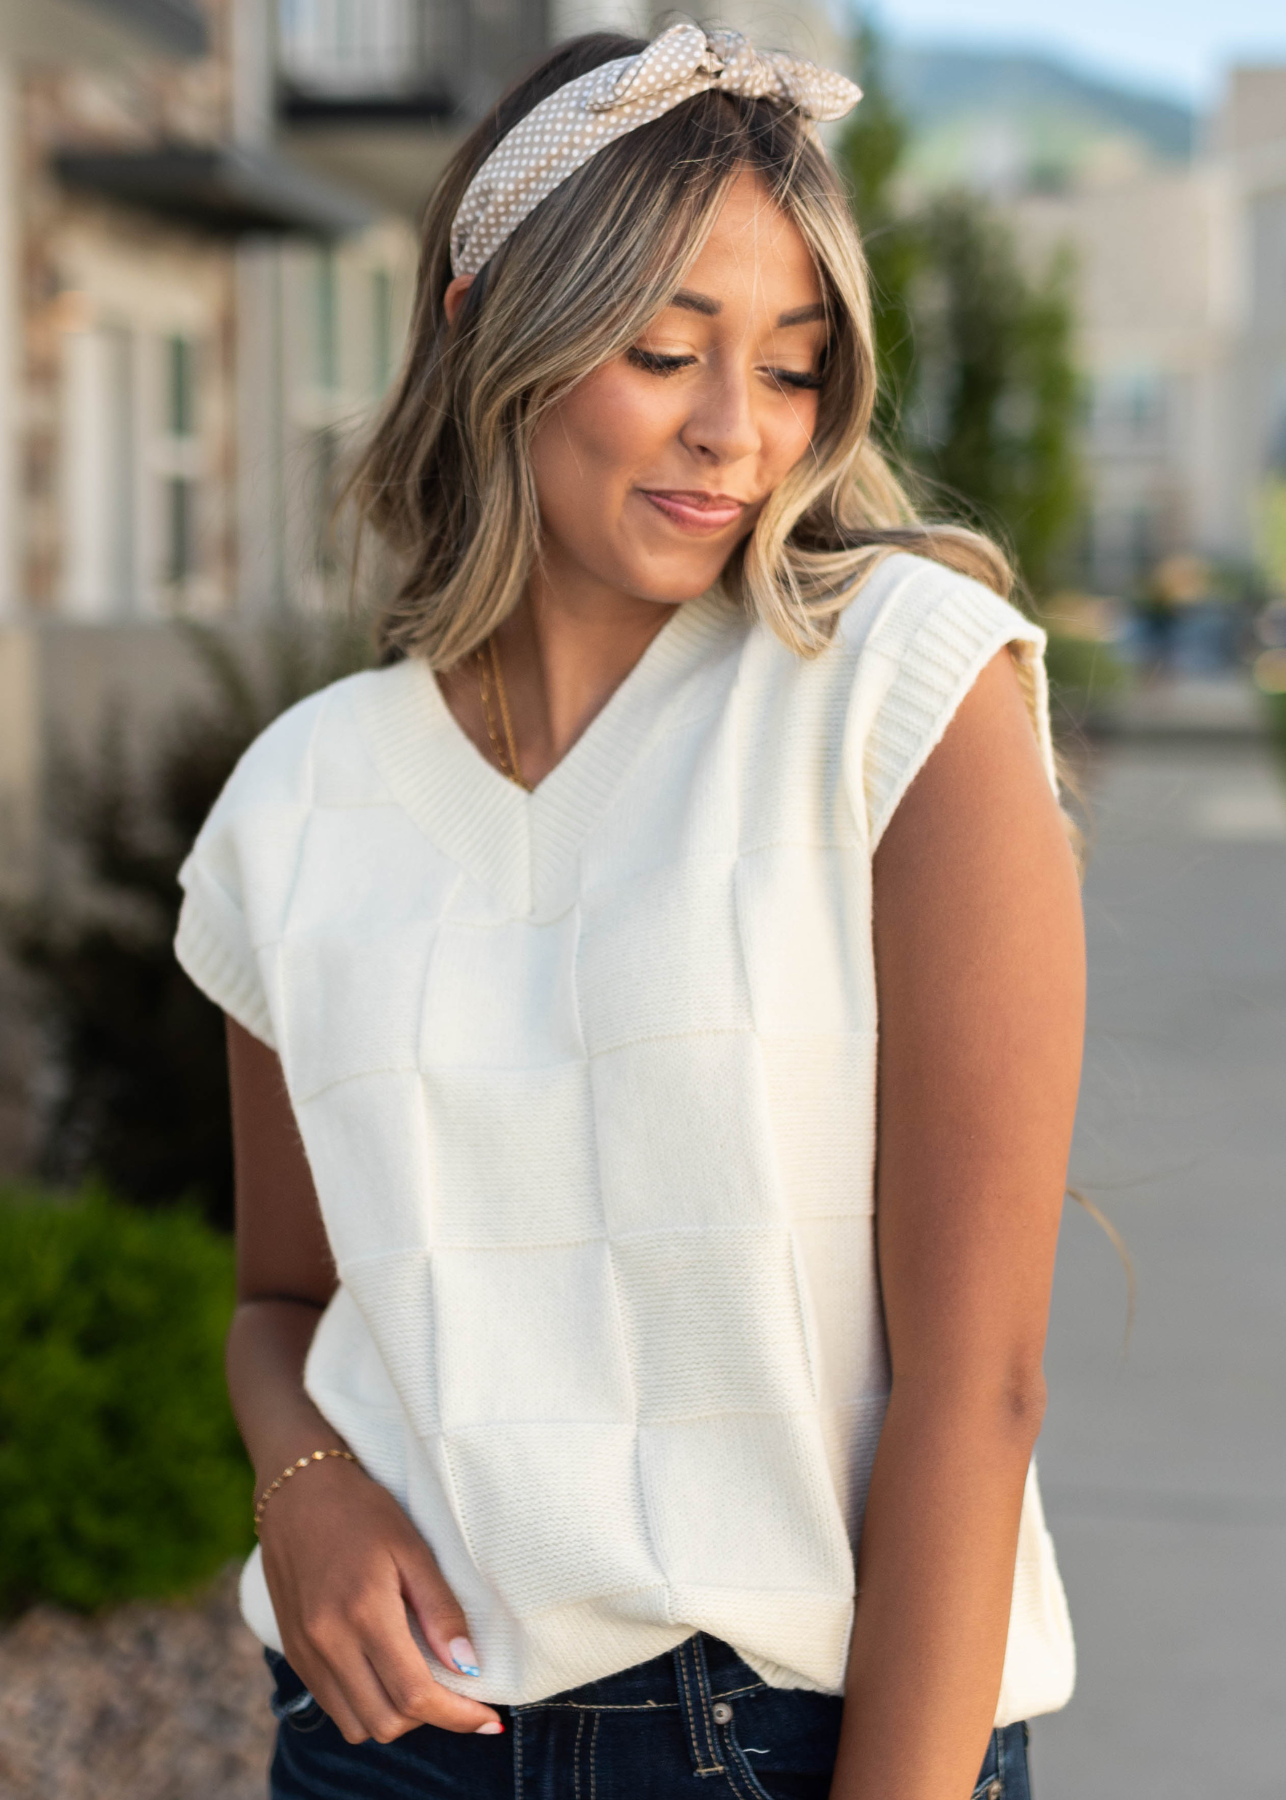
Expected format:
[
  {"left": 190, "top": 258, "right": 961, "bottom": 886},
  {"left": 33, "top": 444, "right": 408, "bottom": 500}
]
[
  {"left": 0, "top": 1184, "right": 252, "bottom": 1615},
  {"left": 1043, "top": 628, "right": 1129, "bottom": 722}
]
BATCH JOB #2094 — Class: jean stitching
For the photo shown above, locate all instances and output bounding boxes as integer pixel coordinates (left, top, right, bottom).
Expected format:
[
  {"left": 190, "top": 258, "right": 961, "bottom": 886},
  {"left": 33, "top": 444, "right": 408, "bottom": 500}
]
[
  {"left": 691, "top": 1635, "right": 726, "bottom": 1774},
  {"left": 709, "top": 1681, "right": 766, "bottom": 1702},
  {"left": 513, "top": 1709, "right": 523, "bottom": 1800},
  {"left": 510, "top": 1700, "right": 682, "bottom": 1714},
  {"left": 675, "top": 1642, "right": 701, "bottom": 1769},
  {"left": 677, "top": 1640, "right": 723, "bottom": 1775},
  {"left": 590, "top": 1707, "right": 600, "bottom": 1800},
  {"left": 719, "top": 1711, "right": 778, "bottom": 1800},
  {"left": 574, "top": 1709, "right": 584, "bottom": 1800}
]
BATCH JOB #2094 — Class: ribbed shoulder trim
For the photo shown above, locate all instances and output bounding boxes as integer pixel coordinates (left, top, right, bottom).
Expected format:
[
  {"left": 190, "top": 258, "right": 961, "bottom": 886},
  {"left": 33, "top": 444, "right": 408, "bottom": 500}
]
[
  {"left": 854, "top": 561, "right": 1053, "bottom": 850},
  {"left": 175, "top": 876, "right": 276, "bottom": 1049}
]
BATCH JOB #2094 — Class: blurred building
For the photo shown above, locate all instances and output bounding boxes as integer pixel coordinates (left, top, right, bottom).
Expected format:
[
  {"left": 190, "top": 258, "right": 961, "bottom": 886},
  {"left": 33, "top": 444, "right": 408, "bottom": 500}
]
[
  {"left": 1009, "top": 65, "right": 1286, "bottom": 596},
  {"left": 0, "top": 0, "right": 842, "bottom": 905}
]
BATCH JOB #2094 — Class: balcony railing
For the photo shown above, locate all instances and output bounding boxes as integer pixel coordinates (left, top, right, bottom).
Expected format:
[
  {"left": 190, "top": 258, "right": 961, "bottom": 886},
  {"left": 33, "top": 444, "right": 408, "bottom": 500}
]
[
  {"left": 89, "top": 0, "right": 208, "bottom": 57},
  {"left": 278, "top": 0, "right": 549, "bottom": 121}
]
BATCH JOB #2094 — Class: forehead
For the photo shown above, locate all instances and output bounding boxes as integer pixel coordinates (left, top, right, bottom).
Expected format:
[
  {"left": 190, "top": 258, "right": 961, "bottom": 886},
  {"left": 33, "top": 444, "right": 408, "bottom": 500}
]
[{"left": 680, "top": 169, "right": 820, "bottom": 308}]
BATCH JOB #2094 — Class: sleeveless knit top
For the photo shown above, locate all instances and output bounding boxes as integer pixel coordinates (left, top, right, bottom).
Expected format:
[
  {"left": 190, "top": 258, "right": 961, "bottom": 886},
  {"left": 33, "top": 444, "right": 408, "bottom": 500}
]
[{"left": 176, "top": 554, "right": 1075, "bottom": 1724}]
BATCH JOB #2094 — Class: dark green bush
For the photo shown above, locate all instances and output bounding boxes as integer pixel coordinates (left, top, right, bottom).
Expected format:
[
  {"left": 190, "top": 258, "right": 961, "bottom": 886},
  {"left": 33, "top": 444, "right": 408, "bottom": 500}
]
[
  {"left": 1043, "top": 628, "right": 1129, "bottom": 725},
  {"left": 0, "top": 1184, "right": 252, "bottom": 1614}
]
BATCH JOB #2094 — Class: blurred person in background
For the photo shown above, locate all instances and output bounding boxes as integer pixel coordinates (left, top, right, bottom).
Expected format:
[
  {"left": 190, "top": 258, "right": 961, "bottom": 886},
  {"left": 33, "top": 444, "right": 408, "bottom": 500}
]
[{"left": 175, "top": 25, "right": 1085, "bottom": 1800}]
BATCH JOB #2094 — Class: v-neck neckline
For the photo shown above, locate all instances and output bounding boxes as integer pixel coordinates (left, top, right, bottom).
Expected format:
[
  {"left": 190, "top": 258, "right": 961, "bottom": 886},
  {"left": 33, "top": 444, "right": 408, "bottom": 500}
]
[{"left": 354, "top": 591, "right": 742, "bottom": 915}]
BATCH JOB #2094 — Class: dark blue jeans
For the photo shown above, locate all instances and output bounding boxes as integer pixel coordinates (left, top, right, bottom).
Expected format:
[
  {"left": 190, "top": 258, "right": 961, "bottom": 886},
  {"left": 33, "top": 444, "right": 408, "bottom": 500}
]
[{"left": 268, "top": 1633, "right": 1032, "bottom": 1799}]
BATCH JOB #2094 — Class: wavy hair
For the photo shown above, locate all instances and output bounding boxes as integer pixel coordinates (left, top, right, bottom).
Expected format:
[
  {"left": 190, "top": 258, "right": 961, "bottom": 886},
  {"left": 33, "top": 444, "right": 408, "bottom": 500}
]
[{"left": 352, "top": 31, "right": 1012, "bottom": 666}]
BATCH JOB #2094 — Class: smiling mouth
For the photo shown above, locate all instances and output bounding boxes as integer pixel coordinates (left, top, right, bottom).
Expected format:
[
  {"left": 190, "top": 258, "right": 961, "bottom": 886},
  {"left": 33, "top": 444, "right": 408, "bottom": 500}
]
[{"left": 640, "top": 489, "right": 748, "bottom": 532}]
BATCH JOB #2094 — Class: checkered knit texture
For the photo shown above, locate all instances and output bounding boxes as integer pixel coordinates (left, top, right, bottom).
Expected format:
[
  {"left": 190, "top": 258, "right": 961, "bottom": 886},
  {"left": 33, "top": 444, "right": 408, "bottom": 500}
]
[
  {"left": 175, "top": 554, "right": 1073, "bottom": 1722},
  {"left": 449, "top": 23, "right": 863, "bottom": 277}
]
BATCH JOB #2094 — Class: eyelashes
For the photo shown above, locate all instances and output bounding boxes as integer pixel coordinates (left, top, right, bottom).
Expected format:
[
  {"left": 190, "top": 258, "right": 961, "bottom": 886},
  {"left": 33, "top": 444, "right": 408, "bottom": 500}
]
[
  {"left": 625, "top": 347, "right": 823, "bottom": 391},
  {"left": 626, "top": 348, "right": 696, "bottom": 376}
]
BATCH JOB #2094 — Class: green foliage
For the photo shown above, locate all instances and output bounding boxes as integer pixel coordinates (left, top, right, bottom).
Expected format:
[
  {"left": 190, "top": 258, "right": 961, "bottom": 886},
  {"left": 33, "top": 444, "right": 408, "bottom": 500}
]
[
  {"left": 1042, "top": 629, "right": 1129, "bottom": 722},
  {"left": 841, "top": 24, "right": 920, "bottom": 445},
  {"left": 5, "top": 616, "right": 373, "bottom": 1229},
  {"left": 0, "top": 1184, "right": 252, "bottom": 1614},
  {"left": 915, "top": 196, "right": 1081, "bottom": 593},
  {"left": 841, "top": 37, "right": 1083, "bottom": 597},
  {"left": 1259, "top": 689, "right": 1286, "bottom": 767}
]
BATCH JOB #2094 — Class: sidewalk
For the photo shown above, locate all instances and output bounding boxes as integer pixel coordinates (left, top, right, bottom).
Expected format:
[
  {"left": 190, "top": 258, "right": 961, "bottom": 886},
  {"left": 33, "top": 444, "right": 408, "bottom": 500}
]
[{"left": 1031, "top": 715, "right": 1286, "bottom": 1797}]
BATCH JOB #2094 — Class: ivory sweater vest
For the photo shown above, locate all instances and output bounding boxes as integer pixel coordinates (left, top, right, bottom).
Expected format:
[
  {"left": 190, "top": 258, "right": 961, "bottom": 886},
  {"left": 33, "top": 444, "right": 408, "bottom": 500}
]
[{"left": 176, "top": 554, "right": 1075, "bottom": 1722}]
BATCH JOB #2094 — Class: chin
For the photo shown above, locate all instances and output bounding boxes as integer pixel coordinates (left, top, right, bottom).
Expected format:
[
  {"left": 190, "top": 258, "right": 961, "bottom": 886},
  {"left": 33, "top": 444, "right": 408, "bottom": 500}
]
[{"left": 621, "top": 556, "right": 732, "bottom": 608}]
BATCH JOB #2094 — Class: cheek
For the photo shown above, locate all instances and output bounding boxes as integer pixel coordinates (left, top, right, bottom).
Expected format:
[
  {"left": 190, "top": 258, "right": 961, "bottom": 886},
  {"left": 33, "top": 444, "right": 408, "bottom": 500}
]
[
  {"left": 766, "top": 395, "right": 820, "bottom": 480},
  {"left": 531, "top": 367, "right": 679, "bottom": 502}
]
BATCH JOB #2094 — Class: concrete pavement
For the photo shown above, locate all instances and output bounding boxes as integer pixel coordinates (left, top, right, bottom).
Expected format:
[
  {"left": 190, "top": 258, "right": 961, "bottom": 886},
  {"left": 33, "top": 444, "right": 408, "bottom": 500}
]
[{"left": 1031, "top": 732, "right": 1286, "bottom": 1797}]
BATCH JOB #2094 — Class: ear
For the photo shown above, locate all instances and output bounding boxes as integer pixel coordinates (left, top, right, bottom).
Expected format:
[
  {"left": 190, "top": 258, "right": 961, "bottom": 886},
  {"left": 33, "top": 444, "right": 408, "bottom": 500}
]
[{"left": 444, "top": 274, "right": 475, "bottom": 327}]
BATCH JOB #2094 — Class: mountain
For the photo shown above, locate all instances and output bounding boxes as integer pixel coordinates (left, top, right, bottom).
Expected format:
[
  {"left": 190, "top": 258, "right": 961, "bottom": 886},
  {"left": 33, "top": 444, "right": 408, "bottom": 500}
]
[{"left": 881, "top": 44, "right": 1196, "bottom": 193}]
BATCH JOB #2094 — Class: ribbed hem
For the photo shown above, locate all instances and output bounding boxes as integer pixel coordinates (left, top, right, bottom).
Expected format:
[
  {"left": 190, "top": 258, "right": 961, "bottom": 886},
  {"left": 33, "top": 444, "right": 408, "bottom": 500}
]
[
  {"left": 861, "top": 580, "right": 1051, "bottom": 849},
  {"left": 174, "top": 881, "right": 276, "bottom": 1048}
]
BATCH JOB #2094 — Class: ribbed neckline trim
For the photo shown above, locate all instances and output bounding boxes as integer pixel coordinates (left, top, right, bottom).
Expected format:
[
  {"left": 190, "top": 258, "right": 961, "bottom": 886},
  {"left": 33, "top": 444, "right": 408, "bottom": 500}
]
[{"left": 354, "top": 592, "right": 742, "bottom": 914}]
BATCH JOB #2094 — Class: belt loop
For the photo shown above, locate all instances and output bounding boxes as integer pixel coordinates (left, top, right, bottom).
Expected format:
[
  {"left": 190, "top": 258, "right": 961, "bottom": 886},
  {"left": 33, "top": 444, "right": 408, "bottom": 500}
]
[{"left": 673, "top": 1634, "right": 725, "bottom": 1777}]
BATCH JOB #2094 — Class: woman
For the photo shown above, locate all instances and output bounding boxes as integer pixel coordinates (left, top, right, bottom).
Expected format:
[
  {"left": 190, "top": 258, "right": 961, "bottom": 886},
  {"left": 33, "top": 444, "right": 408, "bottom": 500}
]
[{"left": 177, "top": 25, "right": 1084, "bottom": 1800}]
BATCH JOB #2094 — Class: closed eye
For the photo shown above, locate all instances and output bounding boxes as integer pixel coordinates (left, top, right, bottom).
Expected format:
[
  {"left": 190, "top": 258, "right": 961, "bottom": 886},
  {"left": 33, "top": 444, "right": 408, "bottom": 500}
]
[
  {"left": 626, "top": 348, "right": 696, "bottom": 376},
  {"left": 626, "top": 348, "right": 824, "bottom": 392},
  {"left": 769, "top": 367, "right": 824, "bottom": 392}
]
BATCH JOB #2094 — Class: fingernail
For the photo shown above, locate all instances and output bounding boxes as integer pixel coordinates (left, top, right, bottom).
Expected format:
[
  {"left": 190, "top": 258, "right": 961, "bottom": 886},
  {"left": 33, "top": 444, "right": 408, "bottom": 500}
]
[
  {"left": 474, "top": 1720, "right": 504, "bottom": 1735},
  {"left": 449, "top": 1637, "right": 482, "bottom": 1678}
]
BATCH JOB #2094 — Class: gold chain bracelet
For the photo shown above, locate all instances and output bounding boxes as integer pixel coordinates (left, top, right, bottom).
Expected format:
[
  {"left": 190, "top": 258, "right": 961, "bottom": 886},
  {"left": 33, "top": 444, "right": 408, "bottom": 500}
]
[{"left": 254, "top": 1448, "right": 357, "bottom": 1532}]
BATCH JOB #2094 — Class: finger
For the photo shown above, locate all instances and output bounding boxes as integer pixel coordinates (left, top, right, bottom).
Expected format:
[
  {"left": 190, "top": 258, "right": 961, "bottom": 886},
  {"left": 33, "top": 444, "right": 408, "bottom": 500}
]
[
  {"left": 396, "top": 1543, "right": 481, "bottom": 1683},
  {"left": 284, "top": 1644, "right": 376, "bottom": 1747},
  {"left": 342, "top": 1584, "right": 502, "bottom": 1736},
  {"left": 365, "top": 1630, "right": 503, "bottom": 1736},
  {"left": 291, "top": 1609, "right": 431, "bottom": 1745}
]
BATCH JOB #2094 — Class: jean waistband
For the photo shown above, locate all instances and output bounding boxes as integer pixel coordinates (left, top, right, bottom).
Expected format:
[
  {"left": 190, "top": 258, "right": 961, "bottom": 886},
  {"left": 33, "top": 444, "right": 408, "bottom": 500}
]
[
  {"left": 511, "top": 1635, "right": 770, "bottom": 1782},
  {"left": 510, "top": 1634, "right": 764, "bottom": 1715}
]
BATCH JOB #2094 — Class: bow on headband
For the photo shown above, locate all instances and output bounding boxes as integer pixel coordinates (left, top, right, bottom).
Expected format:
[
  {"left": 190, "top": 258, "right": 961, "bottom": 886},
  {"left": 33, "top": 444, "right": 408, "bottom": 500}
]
[{"left": 449, "top": 23, "right": 863, "bottom": 278}]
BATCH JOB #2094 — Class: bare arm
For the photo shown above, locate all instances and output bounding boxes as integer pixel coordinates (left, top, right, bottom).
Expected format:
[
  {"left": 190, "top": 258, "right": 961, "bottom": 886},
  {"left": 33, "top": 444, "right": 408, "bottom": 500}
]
[
  {"left": 225, "top": 1020, "right": 503, "bottom": 1741},
  {"left": 829, "top": 650, "right": 1084, "bottom": 1799}
]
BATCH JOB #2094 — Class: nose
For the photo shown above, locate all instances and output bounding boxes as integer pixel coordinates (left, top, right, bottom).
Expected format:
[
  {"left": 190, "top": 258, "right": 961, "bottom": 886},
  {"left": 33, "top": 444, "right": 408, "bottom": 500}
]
[{"left": 679, "top": 361, "right": 761, "bottom": 467}]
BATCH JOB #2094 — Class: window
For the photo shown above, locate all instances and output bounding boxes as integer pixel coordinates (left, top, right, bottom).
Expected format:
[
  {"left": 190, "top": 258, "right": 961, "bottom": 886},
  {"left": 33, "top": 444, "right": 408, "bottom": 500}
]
[
  {"left": 371, "top": 267, "right": 393, "bottom": 393},
  {"left": 62, "top": 324, "right": 136, "bottom": 617},
  {"left": 166, "top": 476, "right": 195, "bottom": 586},
  {"left": 167, "top": 334, "right": 196, "bottom": 437},
  {"left": 162, "top": 335, "right": 200, "bottom": 593},
  {"left": 316, "top": 248, "right": 339, "bottom": 391}
]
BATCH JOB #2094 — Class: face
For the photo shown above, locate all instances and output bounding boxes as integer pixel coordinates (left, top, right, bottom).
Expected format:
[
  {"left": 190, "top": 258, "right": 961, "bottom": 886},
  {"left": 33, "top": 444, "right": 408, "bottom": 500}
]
[{"left": 525, "top": 170, "right": 827, "bottom": 610}]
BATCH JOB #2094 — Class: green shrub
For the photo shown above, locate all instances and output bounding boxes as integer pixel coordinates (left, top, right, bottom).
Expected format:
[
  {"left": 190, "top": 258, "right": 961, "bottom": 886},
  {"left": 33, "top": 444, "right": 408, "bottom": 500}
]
[
  {"left": 1043, "top": 628, "right": 1129, "bottom": 724},
  {"left": 1259, "top": 689, "right": 1286, "bottom": 774},
  {"left": 0, "top": 1184, "right": 252, "bottom": 1615}
]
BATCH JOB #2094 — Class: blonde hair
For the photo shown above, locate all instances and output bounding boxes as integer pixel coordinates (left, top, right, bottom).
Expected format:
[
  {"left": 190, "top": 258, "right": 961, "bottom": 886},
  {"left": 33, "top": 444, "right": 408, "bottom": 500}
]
[{"left": 353, "top": 32, "right": 1012, "bottom": 668}]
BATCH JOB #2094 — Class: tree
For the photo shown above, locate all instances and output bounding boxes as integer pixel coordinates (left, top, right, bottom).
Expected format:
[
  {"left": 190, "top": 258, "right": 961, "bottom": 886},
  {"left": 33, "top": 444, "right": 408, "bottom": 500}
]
[{"left": 841, "top": 33, "right": 1082, "bottom": 596}]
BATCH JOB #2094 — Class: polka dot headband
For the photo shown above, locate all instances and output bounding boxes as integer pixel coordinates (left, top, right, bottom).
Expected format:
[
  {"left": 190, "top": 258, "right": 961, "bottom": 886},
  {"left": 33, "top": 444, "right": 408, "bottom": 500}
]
[{"left": 449, "top": 22, "right": 863, "bottom": 279}]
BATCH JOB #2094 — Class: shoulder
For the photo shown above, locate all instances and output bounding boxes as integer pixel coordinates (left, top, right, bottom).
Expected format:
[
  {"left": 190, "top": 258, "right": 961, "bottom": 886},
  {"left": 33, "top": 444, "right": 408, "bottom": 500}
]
[
  {"left": 835, "top": 551, "right": 1044, "bottom": 667},
  {"left": 173, "top": 666, "right": 403, "bottom": 1047},
  {"left": 830, "top": 553, "right": 1054, "bottom": 849},
  {"left": 204, "top": 666, "right": 394, "bottom": 822},
  {"left": 179, "top": 665, "right": 406, "bottom": 912}
]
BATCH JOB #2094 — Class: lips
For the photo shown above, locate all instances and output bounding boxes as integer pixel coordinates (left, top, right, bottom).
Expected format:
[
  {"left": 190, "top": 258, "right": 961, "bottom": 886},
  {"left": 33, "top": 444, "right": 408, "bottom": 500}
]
[{"left": 640, "top": 489, "right": 748, "bottom": 532}]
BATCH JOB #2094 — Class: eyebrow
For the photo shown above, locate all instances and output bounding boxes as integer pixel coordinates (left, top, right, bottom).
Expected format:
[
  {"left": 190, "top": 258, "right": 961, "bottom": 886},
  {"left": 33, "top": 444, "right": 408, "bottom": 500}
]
[{"left": 669, "top": 289, "right": 826, "bottom": 328}]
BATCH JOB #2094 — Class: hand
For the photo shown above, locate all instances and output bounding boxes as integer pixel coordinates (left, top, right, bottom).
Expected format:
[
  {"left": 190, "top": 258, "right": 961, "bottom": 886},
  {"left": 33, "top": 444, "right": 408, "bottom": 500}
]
[{"left": 257, "top": 1454, "right": 503, "bottom": 1744}]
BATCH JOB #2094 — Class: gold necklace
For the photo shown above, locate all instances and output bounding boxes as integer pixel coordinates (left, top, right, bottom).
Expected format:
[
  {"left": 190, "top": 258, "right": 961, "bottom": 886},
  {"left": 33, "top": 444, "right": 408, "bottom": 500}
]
[{"left": 475, "top": 635, "right": 531, "bottom": 791}]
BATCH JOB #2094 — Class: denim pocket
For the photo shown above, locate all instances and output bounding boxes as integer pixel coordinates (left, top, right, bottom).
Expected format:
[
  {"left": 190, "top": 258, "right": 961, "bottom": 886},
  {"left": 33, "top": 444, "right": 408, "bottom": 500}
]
[
  {"left": 713, "top": 1685, "right": 844, "bottom": 1800},
  {"left": 265, "top": 1648, "right": 328, "bottom": 1734}
]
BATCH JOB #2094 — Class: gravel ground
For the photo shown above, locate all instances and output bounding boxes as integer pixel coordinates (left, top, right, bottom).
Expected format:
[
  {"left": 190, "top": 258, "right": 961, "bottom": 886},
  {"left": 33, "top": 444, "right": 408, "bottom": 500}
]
[{"left": 0, "top": 1568, "right": 275, "bottom": 1800}]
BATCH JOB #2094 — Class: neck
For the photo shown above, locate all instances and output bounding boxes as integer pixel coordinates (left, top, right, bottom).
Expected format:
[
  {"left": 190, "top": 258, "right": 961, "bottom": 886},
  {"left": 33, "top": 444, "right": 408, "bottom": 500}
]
[{"left": 493, "top": 551, "right": 678, "bottom": 785}]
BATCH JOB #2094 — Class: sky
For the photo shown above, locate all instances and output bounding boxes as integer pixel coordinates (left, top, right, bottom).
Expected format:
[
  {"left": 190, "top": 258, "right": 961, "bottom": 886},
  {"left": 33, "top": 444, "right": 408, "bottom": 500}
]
[{"left": 857, "top": 0, "right": 1286, "bottom": 102}]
